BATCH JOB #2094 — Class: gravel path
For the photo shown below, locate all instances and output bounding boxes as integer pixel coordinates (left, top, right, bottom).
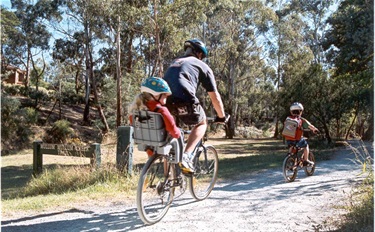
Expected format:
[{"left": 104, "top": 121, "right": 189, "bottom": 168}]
[{"left": 2, "top": 142, "right": 371, "bottom": 232}]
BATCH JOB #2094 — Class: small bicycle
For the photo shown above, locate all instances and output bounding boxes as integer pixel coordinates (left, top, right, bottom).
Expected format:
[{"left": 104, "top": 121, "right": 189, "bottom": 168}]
[
  {"left": 282, "top": 139, "right": 316, "bottom": 183},
  {"left": 134, "top": 112, "right": 222, "bottom": 225}
]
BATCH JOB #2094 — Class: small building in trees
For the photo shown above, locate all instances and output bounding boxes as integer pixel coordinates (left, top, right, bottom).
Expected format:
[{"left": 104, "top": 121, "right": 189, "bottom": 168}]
[{"left": 1, "top": 62, "right": 26, "bottom": 85}]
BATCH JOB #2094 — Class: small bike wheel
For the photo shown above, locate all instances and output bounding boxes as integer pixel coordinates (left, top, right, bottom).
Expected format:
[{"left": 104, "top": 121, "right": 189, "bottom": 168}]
[
  {"left": 304, "top": 152, "right": 316, "bottom": 176},
  {"left": 136, "top": 154, "right": 175, "bottom": 225},
  {"left": 189, "top": 145, "right": 218, "bottom": 201},
  {"left": 283, "top": 155, "right": 298, "bottom": 182}
]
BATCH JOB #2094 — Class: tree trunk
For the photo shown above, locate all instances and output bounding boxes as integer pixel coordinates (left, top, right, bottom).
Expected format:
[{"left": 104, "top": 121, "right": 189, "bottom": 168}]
[
  {"left": 83, "top": 19, "right": 91, "bottom": 124},
  {"left": 89, "top": 45, "right": 109, "bottom": 133},
  {"left": 123, "top": 33, "right": 134, "bottom": 122},
  {"left": 345, "top": 113, "right": 357, "bottom": 140},
  {"left": 116, "top": 15, "right": 122, "bottom": 127},
  {"left": 363, "top": 111, "right": 374, "bottom": 140}
]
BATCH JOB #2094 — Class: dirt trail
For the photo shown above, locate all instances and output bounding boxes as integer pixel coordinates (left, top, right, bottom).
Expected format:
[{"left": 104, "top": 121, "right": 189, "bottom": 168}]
[{"left": 2, "top": 142, "right": 371, "bottom": 232}]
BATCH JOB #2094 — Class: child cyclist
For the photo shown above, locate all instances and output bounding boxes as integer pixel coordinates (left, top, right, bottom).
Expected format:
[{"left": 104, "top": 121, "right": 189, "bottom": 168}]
[{"left": 282, "top": 102, "right": 319, "bottom": 166}]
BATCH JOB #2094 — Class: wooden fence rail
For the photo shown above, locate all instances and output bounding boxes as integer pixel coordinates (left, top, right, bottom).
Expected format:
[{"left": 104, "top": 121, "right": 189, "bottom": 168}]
[{"left": 33, "top": 141, "right": 101, "bottom": 176}]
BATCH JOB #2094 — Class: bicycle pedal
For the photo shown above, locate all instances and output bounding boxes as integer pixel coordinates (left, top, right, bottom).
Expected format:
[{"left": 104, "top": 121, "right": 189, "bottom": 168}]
[{"left": 181, "top": 170, "right": 194, "bottom": 176}]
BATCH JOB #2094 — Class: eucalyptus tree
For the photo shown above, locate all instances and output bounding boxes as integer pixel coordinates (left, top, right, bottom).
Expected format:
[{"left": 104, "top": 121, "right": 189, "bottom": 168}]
[
  {"left": 323, "top": 0, "right": 374, "bottom": 140},
  {"left": 204, "top": 0, "right": 276, "bottom": 138},
  {"left": 144, "top": 0, "right": 208, "bottom": 76},
  {"left": 87, "top": 0, "right": 146, "bottom": 127},
  {"left": 56, "top": 0, "right": 110, "bottom": 133},
  {"left": 289, "top": 0, "right": 338, "bottom": 65},
  {"left": 1, "top": 7, "right": 19, "bottom": 66},
  {"left": 52, "top": 33, "right": 85, "bottom": 95},
  {"left": 3, "top": 0, "right": 62, "bottom": 93},
  {"left": 260, "top": 0, "right": 325, "bottom": 137}
]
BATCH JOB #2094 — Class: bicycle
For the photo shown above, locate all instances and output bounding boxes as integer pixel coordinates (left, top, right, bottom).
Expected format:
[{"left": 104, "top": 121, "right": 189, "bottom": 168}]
[
  {"left": 134, "top": 111, "right": 223, "bottom": 225},
  {"left": 282, "top": 137, "right": 316, "bottom": 183}
]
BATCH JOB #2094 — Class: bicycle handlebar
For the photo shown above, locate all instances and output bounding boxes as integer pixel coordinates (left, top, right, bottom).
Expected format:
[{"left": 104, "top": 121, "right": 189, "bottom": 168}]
[{"left": 212, "top": 113, "right": 230, "bottom": 124}]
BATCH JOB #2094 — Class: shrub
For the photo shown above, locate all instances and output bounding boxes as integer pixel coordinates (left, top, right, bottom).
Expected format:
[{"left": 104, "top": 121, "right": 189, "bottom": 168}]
[
  {"left": 44, "top": 120, "right": 74, "bottom": 143},
  {"left": 2, "top": 83, "right": 21, "bottom": 95},
  {"left": 335, "top": 141, "right": 374, "bottom": 231},
  {"left": 29, "top": 87, "right": 52, "bottom": 102},
  {"left": 60, "top": 82, "right": 85, "bottom": 105},
  {"left": 22, "top": 107, "right": 39, "bottom": 125},
  {"left": 1, "top": 95, "right": 21, "bottom": 141},
  {"left": 1, "top": 95, "right": 34, "bottom": 154}
]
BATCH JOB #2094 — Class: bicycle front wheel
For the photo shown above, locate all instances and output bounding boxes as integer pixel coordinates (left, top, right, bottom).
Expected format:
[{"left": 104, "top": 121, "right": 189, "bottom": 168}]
[
  {"left": 304, "top": 152, "right": 316, "bottom": 176},
  {"left": 283, "top": 155, "right": 297, "bottom": 182},
  {"left": 136, "top": 154, "right": 175, "bottom": 225},
  {"left": 189, "top": 145, "right": 218, "bottom": 201}
]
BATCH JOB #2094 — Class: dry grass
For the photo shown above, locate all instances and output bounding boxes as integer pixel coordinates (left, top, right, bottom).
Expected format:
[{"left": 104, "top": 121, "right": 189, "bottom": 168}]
[{"left": 0, "top": 137, "right": 334, "bottom": 218}]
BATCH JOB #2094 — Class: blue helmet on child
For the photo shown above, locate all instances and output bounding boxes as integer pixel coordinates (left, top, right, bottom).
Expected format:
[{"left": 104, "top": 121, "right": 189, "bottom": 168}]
[{"left": 141, "top": 77, "right": 172, "bottom": 96}]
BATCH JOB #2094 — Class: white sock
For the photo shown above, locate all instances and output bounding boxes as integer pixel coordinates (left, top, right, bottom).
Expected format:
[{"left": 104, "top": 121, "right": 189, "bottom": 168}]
[{"left": 184, "top": 152, "right": 193, "bottom": 160}]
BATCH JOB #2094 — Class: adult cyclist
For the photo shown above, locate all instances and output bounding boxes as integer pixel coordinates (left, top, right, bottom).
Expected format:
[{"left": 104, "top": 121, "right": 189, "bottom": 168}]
[{"left": 163, "top": 38, "right": 227, "bottom": 174}]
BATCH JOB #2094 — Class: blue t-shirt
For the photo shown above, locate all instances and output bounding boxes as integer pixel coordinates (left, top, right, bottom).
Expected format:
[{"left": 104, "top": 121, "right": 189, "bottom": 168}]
[{"left": 163, "top": 56, "right": 217, "bottom": 104}]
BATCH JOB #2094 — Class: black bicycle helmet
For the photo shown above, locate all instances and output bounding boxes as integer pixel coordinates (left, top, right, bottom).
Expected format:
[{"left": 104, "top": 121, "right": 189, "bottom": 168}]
[{"left": 184, "top": 39, "right": 208, "bottom": 58}]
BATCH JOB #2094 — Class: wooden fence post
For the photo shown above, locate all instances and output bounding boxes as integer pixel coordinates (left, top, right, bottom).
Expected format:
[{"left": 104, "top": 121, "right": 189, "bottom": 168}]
[
  {"left": 33, "top": 140, "right": 43, "bottom": 176},
  {"left": 116, "top": 126, "right": 134, "bottom": 174}
]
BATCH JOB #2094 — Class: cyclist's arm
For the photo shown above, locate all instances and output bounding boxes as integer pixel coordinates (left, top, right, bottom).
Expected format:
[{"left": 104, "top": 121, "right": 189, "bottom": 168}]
[
  {"left": 302, "top": 118, "right": 319, "bottom": 133},
  {"left": 158, "top": 107, "right": 181, "bottom": 139},
  {"left": 208, "top": 91, "right": 225, "bottom": 118}
]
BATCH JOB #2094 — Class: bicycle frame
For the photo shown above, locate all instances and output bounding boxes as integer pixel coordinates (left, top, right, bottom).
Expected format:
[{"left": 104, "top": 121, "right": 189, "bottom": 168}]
[
  {"left": 283, "top": 142, "right": 316, "bottom": 182},
  {"left": 136, "top": 118, "right": 220, "bottom": 224}
]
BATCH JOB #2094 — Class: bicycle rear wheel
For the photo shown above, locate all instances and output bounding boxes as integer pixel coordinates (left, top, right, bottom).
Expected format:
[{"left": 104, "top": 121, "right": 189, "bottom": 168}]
[
  {"left": 136, "top": 154, "right": 175, "bottom": 225},
  {"left": 304, "top": 152, "right": 315, "bottom": 176},
  {"left": 189, "top": 145, "right": 218, "bottom": 201},
  {"left": 283, "top": 155, "right": 298, "bottom": 182}
]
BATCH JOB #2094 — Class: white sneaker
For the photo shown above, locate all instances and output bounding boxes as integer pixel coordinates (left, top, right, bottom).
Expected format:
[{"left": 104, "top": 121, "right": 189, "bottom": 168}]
[
  {"left": 179, "top": 154, "right": 195, "bottom": 173},
  {"left": 305, "top": 160, "right": 315, "bottom": 166}
]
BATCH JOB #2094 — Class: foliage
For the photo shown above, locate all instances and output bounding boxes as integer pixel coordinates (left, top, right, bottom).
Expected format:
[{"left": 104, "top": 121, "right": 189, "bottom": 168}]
[
  {"left": 1, "top": 83, "right": 23, "bottom": 96},
  {"left": 22, "top": 107, "right": 39, "bottom": 125},
  {"left": 44, "top": 120, "right": 74, "bottom": 143},
  {"left": 323, "top": 0, "right": 374, "bottom": 140},
  {"left": 1, "top": 0, "right": 372, "bottom": 144},
  {"left": 28, "top": 86, "right": 53, "bottom": 103},
  {"left": 333, "top": 141, "right": 374, "bottom": 231},
  {"left": 1, "top": 95, "right": 34, "bottom": 154}
]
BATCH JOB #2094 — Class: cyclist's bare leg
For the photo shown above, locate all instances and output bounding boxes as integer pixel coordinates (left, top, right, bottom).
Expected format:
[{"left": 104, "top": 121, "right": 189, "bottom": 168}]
[
  {"left": 303, "top": 145, "right": 313, "bottom": 164},
  {"left": 184, "top": 119, "right": 207, "bottom": 155}
]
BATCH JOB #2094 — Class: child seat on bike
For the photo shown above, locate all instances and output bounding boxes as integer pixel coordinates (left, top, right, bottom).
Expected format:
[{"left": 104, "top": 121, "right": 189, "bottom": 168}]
[
  {"left": 132, "top": 110, "right": 182, "bottom": 162},
  {"left": 132, "top": 110, "right": 167, "bottom": 145}
]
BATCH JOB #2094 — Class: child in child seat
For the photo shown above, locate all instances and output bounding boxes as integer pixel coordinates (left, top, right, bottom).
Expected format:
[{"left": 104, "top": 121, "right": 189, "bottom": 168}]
[{"left": 129, "top": 77, "right": 188, "bottom": 172}]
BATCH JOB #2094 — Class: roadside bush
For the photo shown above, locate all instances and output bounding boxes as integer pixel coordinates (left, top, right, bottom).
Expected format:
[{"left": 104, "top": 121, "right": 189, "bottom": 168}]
[
  {"left": 335, "top": 141, "right": 374, "bottom": 231},
  {"left": 2, "top": 83, "right": 21, "bottom": 95},
  {"left": 1, "top": 95, "right": 33, "bottom": 154},
  {"left": 1, "top": 95, "right": 21, "bottom": 140},
  {"left": 44, "top": 120, "right": 74, "bottom": 143}
]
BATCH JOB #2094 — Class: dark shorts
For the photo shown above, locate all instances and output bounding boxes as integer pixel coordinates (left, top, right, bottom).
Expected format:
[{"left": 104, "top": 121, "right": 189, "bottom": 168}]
[
  {"left": 167, "top": 103, "right": 206, "bottom": 126},
  {"left": 287, "top": 138, "right": 308, "bottom": 148}
]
